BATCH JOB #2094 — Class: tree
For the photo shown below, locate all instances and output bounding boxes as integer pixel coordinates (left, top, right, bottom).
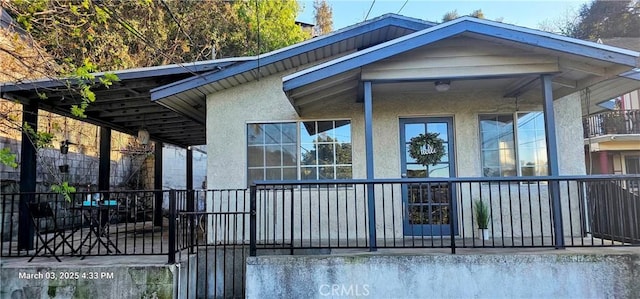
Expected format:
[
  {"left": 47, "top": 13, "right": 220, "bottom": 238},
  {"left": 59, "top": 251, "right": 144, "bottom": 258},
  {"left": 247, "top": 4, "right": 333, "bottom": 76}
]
[
  {"left": 470, "top": 9, "right": 485, "bottom": 19},
  {"left": 4, "top": 0, "right": 309, "bottom": 72},
  {"left": 1, "top": 0, "right": 310, "bottom": 195},
  {"left": 314, "top": 0, "right": 333, "bottom": 36},
  {"left": 442, "top": 9, "right": 486, "bottom": 22},
  {"left": 571, "top": 0, "right": 639, "bottom": 39},
  {"left": 442, "top": 10, "right": 459, "bottom": 22},
  {"left": 540, "top": 0, "right": 640, "bottom": 39}
]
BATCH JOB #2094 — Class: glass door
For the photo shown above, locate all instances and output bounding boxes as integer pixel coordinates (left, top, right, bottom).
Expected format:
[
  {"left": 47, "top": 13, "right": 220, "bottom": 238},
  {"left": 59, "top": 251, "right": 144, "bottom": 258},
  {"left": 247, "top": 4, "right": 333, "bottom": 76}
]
[{"left": 400, "top": 117, "right": 456, "bottom": 236}]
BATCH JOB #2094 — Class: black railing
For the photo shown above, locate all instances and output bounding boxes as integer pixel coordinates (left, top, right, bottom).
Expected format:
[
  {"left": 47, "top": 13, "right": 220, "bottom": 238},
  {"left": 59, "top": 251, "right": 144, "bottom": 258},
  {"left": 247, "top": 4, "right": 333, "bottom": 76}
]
[
  {"left": 0, "top": 189, "right": 249, "bottom": 263},
  {"left": 172, "top": 189, "right": 250, "bottom": 299},
  {"left": 249, "top": 175, "right": 640, "bottom": 255},
  {"left": 583, "top": 109, "right": 640, "bottom": 137}
]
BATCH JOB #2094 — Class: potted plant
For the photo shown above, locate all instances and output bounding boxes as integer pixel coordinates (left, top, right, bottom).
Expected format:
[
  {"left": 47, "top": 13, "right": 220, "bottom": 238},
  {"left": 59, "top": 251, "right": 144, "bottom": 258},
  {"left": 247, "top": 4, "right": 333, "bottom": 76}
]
[{"left": 474, "top": 199, "right": 490, "bottom": 240}]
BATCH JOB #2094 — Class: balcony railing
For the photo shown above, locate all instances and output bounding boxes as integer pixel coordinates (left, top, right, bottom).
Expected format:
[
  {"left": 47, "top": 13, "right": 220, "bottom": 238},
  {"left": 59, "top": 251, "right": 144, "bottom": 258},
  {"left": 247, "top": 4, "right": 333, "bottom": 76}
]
[
  {"left": 249, "top": 175, "right": 640, "bottom": 255},
  {"left": 583, "top": 109, "right": 640, "bottom": 137}
]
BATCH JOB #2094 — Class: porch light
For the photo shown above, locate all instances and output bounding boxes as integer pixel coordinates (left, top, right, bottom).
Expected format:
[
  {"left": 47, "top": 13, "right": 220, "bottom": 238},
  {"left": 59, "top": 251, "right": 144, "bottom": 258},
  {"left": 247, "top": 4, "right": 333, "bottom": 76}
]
[
  {"left": 434, "top": 80, "right": 451, "bottom": 92},
  {"left": 137, "top": 128, "right": 150, "bottom": 145}
]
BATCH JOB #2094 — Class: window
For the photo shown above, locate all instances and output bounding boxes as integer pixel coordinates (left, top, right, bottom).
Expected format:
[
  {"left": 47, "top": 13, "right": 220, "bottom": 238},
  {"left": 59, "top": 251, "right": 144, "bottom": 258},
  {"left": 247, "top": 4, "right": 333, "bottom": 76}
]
[
  {"left": 479, "top": 112, "right": 548, "bottom": 177},
  {"left": 247, "top": 120, "right": 352, "bottom": 184}
]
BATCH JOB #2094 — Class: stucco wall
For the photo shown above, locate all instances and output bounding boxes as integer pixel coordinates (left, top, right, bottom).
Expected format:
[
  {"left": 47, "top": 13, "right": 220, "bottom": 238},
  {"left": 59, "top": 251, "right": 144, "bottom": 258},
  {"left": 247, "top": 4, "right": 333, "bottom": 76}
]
[
  {"left": 206, "top": 72, "right": 587, "bottom": 239},
  {"left": 206, "top": 74, "right": 585, "bottom": 189}
]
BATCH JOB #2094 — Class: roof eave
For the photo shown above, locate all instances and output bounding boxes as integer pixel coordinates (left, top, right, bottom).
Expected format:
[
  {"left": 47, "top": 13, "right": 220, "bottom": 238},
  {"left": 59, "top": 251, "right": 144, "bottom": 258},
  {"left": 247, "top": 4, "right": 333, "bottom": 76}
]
[
  {"left": 283, "top": 17, "right": 640, "bottom": 93},
  {"left": 150, "top": 14, "right": 435, "bottom": 102}
]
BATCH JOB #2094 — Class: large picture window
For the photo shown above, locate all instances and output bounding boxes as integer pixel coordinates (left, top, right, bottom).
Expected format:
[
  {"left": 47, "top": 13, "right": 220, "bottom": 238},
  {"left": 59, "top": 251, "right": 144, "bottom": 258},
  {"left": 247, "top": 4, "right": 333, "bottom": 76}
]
[
  {"left": 479, "top": 112, "right": 548, "bottom": 177},
  {"left": 247, "top": 120, "right": 352, "bottom": 184}
]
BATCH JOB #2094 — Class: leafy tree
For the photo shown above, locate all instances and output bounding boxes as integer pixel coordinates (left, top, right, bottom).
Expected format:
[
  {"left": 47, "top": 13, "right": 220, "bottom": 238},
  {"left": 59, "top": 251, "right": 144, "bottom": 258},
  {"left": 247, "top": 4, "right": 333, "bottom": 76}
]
[
  {"left": 1, "top": 0, "right": 309, "bottom": 197},
  {"left": 571, "top": 0, "right": 639, "bottom": 39},
  {"left": 234, "top": 0, "right": 310, "bottom": 55},
  {"left": 4, "top": 0, "right": 310, "bottom": 72},
  {"left": 314, "top": 0, "right": 333, "bottom": 36},
  {"left": 540, "top": 0, "right": 640, "bottom": 39}
]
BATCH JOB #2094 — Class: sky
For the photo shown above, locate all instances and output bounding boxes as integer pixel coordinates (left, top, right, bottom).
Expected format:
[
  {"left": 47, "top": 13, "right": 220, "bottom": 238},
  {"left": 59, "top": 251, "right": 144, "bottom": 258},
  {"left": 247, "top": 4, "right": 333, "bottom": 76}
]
[{"left": 297, "top": 0, "right": 591, "bottom": 31}]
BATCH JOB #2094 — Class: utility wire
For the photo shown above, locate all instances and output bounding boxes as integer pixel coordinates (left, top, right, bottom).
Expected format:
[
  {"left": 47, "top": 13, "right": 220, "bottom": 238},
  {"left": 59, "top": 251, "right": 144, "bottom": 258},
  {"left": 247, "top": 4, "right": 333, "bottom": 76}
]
[
  {"left": 397, "top": 0, "right": 409, "bottom": 14},
  {"left": 364, "top": 0, "right": 376, "bottom": 21},
  {"left": 92, "top": 1, "right": 201, "bottom": 78},
  {"left": 160, "top": 0, "right": 194, "bottom": 48}
]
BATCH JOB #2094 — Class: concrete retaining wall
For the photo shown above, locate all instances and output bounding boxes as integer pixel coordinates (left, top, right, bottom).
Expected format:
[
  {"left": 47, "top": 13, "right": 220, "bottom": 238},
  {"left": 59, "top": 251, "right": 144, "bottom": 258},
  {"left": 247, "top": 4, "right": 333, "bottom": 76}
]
[
  {"left": 246, "top": 252, "right": 640, "bottom": 299},
  {"left": 1, "top": 263, "right": 178, "bottom": 299}
]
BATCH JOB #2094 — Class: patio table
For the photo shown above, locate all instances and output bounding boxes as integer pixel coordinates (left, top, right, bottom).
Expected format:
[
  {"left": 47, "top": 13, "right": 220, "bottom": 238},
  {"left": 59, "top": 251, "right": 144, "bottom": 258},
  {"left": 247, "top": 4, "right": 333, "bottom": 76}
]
[{"left": 70, "top": 203, "right": 121, "bottom": 257}]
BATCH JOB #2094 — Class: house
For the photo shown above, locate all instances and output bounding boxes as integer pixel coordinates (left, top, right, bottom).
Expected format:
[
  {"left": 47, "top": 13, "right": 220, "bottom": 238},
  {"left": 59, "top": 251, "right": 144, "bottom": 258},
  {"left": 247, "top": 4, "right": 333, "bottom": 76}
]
[
  {"left": 2, "top": 14, "right": 640, "bottom": 298},
  {"left": 150, "top": 14, "right": 639, "bottom": 242}
]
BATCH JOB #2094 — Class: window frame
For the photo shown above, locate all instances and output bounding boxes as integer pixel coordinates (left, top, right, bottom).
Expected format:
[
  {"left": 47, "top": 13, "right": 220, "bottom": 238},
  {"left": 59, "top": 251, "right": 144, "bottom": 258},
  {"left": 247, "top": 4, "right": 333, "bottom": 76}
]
[
  {"left": 246, "top": 119, "right": 353, "bottom": 186},
  {"left": 478, "top": 111, "right": 548, "bottom": 177}
]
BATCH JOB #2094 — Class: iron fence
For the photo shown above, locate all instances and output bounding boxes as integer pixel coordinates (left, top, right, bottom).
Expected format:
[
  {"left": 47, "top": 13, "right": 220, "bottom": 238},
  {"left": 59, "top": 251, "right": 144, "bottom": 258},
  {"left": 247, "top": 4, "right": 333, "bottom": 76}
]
[
  {"left": 0, "top": 188, "right": 244, "bottom": 257},
  {"left": 249, "top": 175, "right": 640, "bottom": 255}
]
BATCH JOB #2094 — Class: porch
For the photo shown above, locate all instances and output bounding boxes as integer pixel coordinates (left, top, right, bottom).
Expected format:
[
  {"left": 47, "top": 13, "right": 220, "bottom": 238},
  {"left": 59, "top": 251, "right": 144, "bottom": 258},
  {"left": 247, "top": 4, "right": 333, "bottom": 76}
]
[{"left": 1, "top": 175, "right": 639, "bottom": 298}]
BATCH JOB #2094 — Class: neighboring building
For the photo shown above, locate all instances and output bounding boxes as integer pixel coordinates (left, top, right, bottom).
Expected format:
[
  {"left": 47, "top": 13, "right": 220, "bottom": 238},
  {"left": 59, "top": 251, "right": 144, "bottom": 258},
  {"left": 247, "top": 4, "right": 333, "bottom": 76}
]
[
  {"left": 583, "top": 37, "right": 640, "bottom": 176},
  {"left": 295, "top": 20, "right": 316, "bottom": 37}
]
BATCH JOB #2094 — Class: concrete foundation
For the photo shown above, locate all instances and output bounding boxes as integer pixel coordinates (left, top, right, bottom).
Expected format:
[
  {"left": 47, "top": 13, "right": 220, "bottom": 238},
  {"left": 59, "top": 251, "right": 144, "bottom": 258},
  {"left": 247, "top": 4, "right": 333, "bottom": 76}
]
[{"left": 246, "top": 250, "right": 640, "bottom": 299}]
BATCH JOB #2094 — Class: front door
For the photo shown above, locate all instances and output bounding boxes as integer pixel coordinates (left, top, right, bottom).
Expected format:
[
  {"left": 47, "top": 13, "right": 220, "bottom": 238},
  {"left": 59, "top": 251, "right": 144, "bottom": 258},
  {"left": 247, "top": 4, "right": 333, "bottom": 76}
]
[{"left": 400, "top": 117, "right": 456, "bottom": 236}]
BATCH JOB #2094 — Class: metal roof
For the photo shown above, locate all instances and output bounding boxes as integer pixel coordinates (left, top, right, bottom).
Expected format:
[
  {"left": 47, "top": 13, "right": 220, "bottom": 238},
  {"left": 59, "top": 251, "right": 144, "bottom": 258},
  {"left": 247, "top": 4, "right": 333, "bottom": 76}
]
[
  {"left": 1, "top": 59, "right": 248, "bottom": 146},
  {"left": 150, "top": 14, "right": 435, "bottom": 120}
]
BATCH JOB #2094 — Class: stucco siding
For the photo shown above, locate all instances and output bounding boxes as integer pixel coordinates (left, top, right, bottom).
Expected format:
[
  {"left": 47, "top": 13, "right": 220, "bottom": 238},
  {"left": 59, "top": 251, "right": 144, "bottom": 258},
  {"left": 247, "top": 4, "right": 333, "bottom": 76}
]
[{"left": 206, "top": 72, "right": 586, "bottom": 239}]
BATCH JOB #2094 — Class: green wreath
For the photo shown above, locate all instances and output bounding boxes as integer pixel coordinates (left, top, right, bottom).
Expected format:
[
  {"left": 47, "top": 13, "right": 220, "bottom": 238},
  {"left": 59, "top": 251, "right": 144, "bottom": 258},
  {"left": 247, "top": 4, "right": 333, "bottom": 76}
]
[{"left": 408, "top": 133, "right": 445, "bottom": 166}]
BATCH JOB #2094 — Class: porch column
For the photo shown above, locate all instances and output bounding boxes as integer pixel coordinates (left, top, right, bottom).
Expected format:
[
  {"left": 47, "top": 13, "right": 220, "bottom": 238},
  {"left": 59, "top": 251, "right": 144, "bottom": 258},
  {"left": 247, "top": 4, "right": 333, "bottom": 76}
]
[
  {"left": 18, "top": 102, "right": 37, "bottom": 250},
  {"left": 541, "top": 74, "right": 564, "bottom": 249},
  {"left": 186, "top": 146, "right": 194, "bottom": 211},
  {"left": 598, "top": 151, "right": 610, "bottom": 174},
  {"left": 154, "top": 142, "right": 163, "bottom": 226},
  {"left": 364, "top": 81, "right": 377, "bottom": 251},
  {"left": 98, "top": 127, "right": 111, "bottom": 193}
]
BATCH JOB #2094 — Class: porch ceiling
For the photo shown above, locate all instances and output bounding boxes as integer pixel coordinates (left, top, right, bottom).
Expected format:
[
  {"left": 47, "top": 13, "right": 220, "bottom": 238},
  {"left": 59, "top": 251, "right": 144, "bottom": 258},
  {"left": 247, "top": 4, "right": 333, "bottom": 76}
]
[
  {"left": 283, "top": 17, "right": 640, "bottom": 115},
  {"left": 0, "top": 60, "right": 245, "bottom": 147}
]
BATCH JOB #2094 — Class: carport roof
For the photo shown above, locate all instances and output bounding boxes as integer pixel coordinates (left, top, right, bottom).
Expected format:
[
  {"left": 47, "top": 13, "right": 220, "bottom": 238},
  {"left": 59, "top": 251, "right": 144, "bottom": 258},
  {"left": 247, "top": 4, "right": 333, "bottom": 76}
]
[{"left": 1, "top": 58, "right": 249, "bottom": 147}]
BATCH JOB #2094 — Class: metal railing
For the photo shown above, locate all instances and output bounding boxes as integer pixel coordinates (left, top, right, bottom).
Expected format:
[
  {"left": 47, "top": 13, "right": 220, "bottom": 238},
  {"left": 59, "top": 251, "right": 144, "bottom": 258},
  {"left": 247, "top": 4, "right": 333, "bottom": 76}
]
[
  {"left": 249, "top": 175, "right": 640, "bottom": 255},
  {"left": 583, "top": 109, "right": 640, "bottom": 137},
  {"left": 0, "top": 189, "right": 249, "bottom": 263}
]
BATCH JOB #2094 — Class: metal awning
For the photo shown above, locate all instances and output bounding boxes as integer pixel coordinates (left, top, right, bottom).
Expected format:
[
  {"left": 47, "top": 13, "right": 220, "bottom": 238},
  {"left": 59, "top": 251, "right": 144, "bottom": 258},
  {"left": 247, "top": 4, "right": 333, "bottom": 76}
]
[{"left": 1, "top": 59, "right": 247, "bottom": 147}]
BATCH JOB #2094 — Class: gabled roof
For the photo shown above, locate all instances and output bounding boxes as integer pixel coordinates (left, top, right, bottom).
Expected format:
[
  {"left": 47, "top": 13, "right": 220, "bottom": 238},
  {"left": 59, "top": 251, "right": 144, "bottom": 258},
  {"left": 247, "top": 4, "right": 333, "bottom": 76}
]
[
  {"left": 150, "top": 14, "right": 435, "bottom": 118},
  {"left": 284, "top": 17, "right": 639, "bottom": 92}
]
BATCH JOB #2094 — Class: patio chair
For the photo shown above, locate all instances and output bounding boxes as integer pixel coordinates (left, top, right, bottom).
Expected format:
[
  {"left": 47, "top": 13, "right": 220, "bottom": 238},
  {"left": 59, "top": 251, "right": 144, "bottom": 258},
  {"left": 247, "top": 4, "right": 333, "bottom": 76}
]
[{"left": 28, "top": 202, "right": 79, "bottom": 262}]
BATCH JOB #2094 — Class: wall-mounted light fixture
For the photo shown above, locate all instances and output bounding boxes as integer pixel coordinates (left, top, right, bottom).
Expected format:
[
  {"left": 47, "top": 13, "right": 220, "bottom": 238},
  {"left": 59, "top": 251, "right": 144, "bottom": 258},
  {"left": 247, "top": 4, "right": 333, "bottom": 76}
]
[{"left": 434, "top": 80, "right": 451, "bottom": 92}]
